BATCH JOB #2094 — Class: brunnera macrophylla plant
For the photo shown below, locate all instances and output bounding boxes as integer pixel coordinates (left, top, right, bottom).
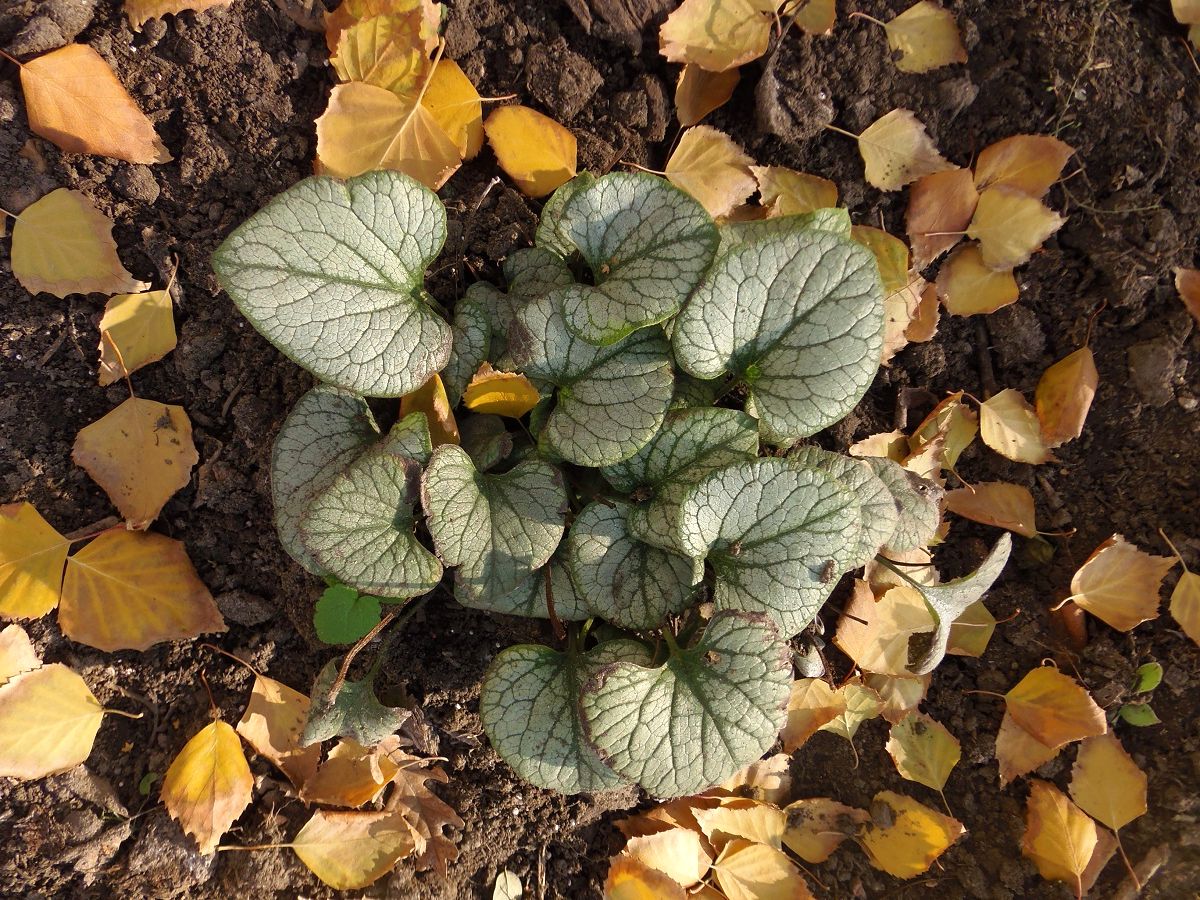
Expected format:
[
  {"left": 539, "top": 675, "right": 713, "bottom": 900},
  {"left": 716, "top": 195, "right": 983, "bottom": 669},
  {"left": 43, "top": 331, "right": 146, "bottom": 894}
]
[{"left": 212, "top": 169, "right": 1010, "bottom": 798}]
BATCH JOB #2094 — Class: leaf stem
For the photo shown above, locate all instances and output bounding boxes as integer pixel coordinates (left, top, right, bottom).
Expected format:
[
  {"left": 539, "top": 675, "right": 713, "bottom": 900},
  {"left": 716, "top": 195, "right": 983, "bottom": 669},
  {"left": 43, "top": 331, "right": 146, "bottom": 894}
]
[
  {"left": 102, "top": 707, "right": 145, "bottom": 720},
  {"left": 199, "top": 643, "right": 263, "bottom": 679},
  {"left": 328, "top": 609, "right": 398, "bottom": 703},
  {"left": 821, "top": 123, "right": 861, "bottom": 142},
  {"left": 848, "top": 11, "right": 887, "bottom": 28},
  {"left": 662, "top": 628, "right": 681, "bottom": 655},
  {"left": 1114, "top": 831, "right": 1141, "bottom": 892},
  {"left": 872, "top": 555, "right": 927, "bottom": 592}
]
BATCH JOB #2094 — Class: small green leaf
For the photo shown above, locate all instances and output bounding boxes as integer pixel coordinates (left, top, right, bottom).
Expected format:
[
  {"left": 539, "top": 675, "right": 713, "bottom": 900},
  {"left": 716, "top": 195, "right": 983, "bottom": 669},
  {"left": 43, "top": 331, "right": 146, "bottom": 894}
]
[
  {"left": 547, "top": 172, "right": 718, "bottom": 345},
  {"left": 677, "top": 458, "right": 863, "bottom": 636},
  {"left": 1132, "top": 662, "right": 1163, "bottom": 694},
  {"left": 458, "top": 415, "right": 513, "bottom": 472},
  {"left": 314, "top": 584, "right": 383, "bottom": 644},
  {"left": 673, "top": 225, "right": 884, "bottom": 445},
  {"left": 300, "top": 450, "right": 443, "bottom": 599},
  {"left": 579, "top": 611, "right": 791, "bottom": 797},
  {"left": 212, "top": 172, "right": 451, "bottom": 396},
  {"left": 601, "top": 407, "right": 760, "bottom": 555},
  {"left": 302, "top": 660, "right": 408, "bottom": 746},
  {"left": 458, "top": 552, "right": 591, "bottom": 621},
  {"left": 138, "top": 772, "right": 159, "bottom": 796},
  {"left": 568, "top": 501, "right": 701, "bottom": 630},
  {"left": 1118, "top": 703, "right": 1160, "bottom": 727},
  {"left": 864, "top": 458, "right": 944, "bottom": 552},
  {"left": 507, "top": 294, "right": 674, "bottom": 466},
  {"left": 422, "top": 446, "right": 568, "bottom": 604}
]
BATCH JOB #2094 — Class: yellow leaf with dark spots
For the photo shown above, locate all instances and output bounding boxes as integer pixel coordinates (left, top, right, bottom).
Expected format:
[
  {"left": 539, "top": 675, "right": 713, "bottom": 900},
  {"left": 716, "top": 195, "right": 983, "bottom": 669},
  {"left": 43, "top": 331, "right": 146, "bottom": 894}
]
[{"left": 860, "top": 790, "right": 965, "bottom": 878}]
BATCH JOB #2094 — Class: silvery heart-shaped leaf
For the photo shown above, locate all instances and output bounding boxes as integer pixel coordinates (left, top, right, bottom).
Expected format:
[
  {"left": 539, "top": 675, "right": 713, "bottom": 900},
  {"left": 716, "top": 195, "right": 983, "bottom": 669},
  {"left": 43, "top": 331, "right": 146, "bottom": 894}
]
[
  {"left": 677, "top": 458, "right": 863, "bottom": 636},
  {"left": 541, "top": 173, "right": 717, "bottom": 345},
  {"left": 567, "top": 501, "right": 701, "bottom": 630},
  {"left": 788, "top": 446, "right": 898, "bottom": 567},
  {"left": 601, "top": 408, "right": 760, "bottom": 555},
  {"left": 302, "top": 660, "right": 408, "bottom": 747},
  {"left": 481, "top": 638, "right": 648, "bottom": 794},
  {"left": 458, "top": 415, "right": 513, "bottom": 472},
  {"left": 579, "top": 611, "right": 791, "bottom": 797},
  {"left": 379, "top": 411, "right": 433, "bottom": 466},
  {"left": 671, "top": 373, "right": 725, "bottom": 409},
  {"left": 272, "top": 385, "right": 381, "bottom": 574},
  {"left": 535, "top": 173, "right": 598, "bottom": 258},
  {"left": 212, "top": 171, "right": 451, "bottom": 397},
  {"left": 443, "top": 293, "right": 490, "bottom": 405},
  {"left": 422, "top": 445, "right": 568, "bottom": 603},
  {"left": 300, "top": 449, "right": 443, "bottom": 599},
  {"left": 905, "top": 534, "right": 1011, "bottom": 675},
  {"left": 673, "top": 225, "right": 884, "bottom": 445},
  {"left": 458, "top": 552, "right": 591, "bottom": 621},
  {"left": 719, "top": 208, "right": 853, "bottom": 257},
  {"left": 863, "top": 458, "right": 943, "bottom": 552},
  {"left": 508, "top": 294, "right": 674, "bottom": 466}
]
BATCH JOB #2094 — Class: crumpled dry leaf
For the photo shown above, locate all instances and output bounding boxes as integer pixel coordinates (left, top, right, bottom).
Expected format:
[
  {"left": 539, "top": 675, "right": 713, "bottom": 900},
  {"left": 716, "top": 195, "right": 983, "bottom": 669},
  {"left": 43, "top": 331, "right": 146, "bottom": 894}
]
[
  {"left": 302, "top": 738, "right": 401, "bottom": 808},
  {"left": 906, "top": 167, "right": 978, "bottom": 269},
  {"left": 665, "top": 125, "right": 757, "bottom": 218},
  {"left": 883, "top": 1, "right": 967, "bottom": 74},
  {"left": 462, "top": 364, "right": 541, "bottom": 418},
  {"left": 864, "top": 673, "right": 930, "bottom": 724},
  {"left": 1035, "top": 347, "right": 1098, "bottom": 448},
  {"left": 936, "top": 242, "right": 1019, "bottom": 316},
  {"left": 1067, "top": 534, "right": 1175, "bottom": 632},
  {"left": 400, "top": 372, "right": 459, "bottom": 446},
  {"left": 980, "top": 388, "right": 1051, "bottom": 465},
  {"left": 819, "top": 680, "right": 884, "bottom": 743},
  {"left": 719, "top": 753, "right": 791, "bottom": 805},
  {"left": 834, "top": 580, "right": 933, "bottom": 676},
  {"left": 905, "top": 279, "right": 940, "bottom": 342},
  {"left": 694, "top": 797, "right": 786, "bottom": 851},
  {"left": 945, "top": 482, "right": 1037, "bottom": 537},
  {"left": 910, "top": 391, "right": 978, "bottom": 471},
  {"left": 855, "top": 108, "right": 954, "bottom": 191},
  {"left": 676, "top": 63, "right": 740, "bottom": 126},
  {"left": 484, "top": 105, "right": 577, "bottom": 198},
  {"left": 384, "top": 752, "right": 464, "bottom": 875}
]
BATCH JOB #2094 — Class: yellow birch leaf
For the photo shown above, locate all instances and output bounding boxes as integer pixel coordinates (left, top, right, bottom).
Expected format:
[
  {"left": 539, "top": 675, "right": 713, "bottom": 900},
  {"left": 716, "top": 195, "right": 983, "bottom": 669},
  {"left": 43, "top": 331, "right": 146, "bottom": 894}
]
[
  {"left": 694, "top": 798, "right": 786, "bottom": 851},
  {"left": 782, "top": 797, "right": 870, "bottom": 862},
  {"left": 995, "top": 710, "right": 1061, "bottom": 787},
  {"left": 906, "top": 167, "right": 978, "bottom": 269},
  {"left": 462, "top": 364, "right": 541, "bottom": 418},
  {"left": 324, "top": 0, "right": 442, "bottom": 54},
  {"left": 819, "top": 680, "right": 884, "bottom": 743},
  {"left": 905, "top": 280, "right": 941, "bottom": 342},
  {"left": 900, "top": 429, "right": 945, "bottom": 485},
  {"left": 936, "top": 242, "right": 1019, "bottom": 316},
  {"left": 623, "top": 794, "right": 722, "bottom": 839},
  {"left": 973, "top": 134, "right": 1075, "bottom": 198},
  {"left": 400, "top": 372, "right": 459, "bottom": 446},
  {"left": 97, "top": 290, "right": 177, "bottom": 385},
  {"left": 292, "top": 809, "right": 421, "bottom": 890},
  {"left": 658, "top": 0, "right": 779, "bottom": 72},
  {"left": 864, "top": 546, "right": 937, "bottom": 593},
  {"left": 885, "top": 712, "right": 961, "bottom": 792},
  {"left": 622, "top": 828, "right": 712, "bottom": 887},
  {"left": 848, "top": 429, "right": 909, "bottom": 462},
  {"left": 751, "top": 166, "right": 838, "bottom": 216},
  {"left": 1035, "top": 347, "right": 1098, "bottom": 448},
  {"left": 162, "top": 720, "right": 253, "bottom": 854},
  {"left": 0, "top": 502, "right": 70, "bottom": 620},
  {"left": 1190, "top": 22, "right": 1200, "bottom": 48},
  {"left": 1177, "top": 267, "right": 1200, "bottom": 326},
  {"left": 884, "top": 1, "right": 967, "bottom": 73},
  {"left": 879, "top": 275, "right": 924, "bottom": 365},
  {"left": 780, "top": 677, "right": 845, "bottom": 751},
  {"left": 72, "top": 397, "right": 199, "bottom": 528},
  {"left": 946, "top": 600, "right": 996, "bottom": 658},
  {"left": 944, "top": 482, "right": 1037, "bottom": 537},
  {"left": 860, "top": 790, "right": 965, "bottom": 878},
  {"left": 11, "top": 189, "right": 149, "bottom": 299},
  {"left": 1179, "top": 0, "right": 1200, "bottom": 23},
  {"left": 910, "top": 391, "right": 978, "bottom": 470},
  {"left": 1170, "top": 568, "right": 1200, "bottom": 647},
  {"left": 1069, "top": 732, "right": 1147, "bottom": 831},
  {"left": 0, "top": 624, "right": 41, "bottom": 687},
  {"left": 967, "top": 186, "right": 1065, "bottom": 270},
  {"left": 835, "top": 580, "right": 934, "bottom": 676},
  {"left": 0, "top": 663, "right": 105, "bottom": 779},
  {"left": 60, "top": 529, "right": 225, "bottom": 652},
  {"left": 864, "top": 673, "right": 930, "bottom": 724},
  {"left": 421, "top": 59, "right": 484, "bottom": 160},
  {"left": 124, "top": 0, "right": 233, "bottom": 30},
  {"left": 235, "top": 674, "right": 321, "bottom": 790},
  {"left": 19, "top": 45, "right": 171, "bottom": 164},
  {"left": 1068, "top": 535, "right": 1174, "bottom": 632},
  {"left": 1005, "top": 667, "right": 1107, "bottom": 750},
  {"left": 665, "top": 125, "right": 757, "bottom": 219},
  {"left": 980, "top": 388, "right": 1051, "bottom": 465},
  {"left": 719, "top": 752, "right": 791, "bottom": 805},
  {"left": 483, "top": 105, "right": 577, "bottom": 198},
  {"left": 855, "top": 108, "right": 954, "bottom": 192},
  {"left": 711, "top": 838, "right": 814, "bottom": 900},
  {"left": 676, "top": 63, "right": 739, "bottom": 126},
  {"left": 605, "top": 856, "right": 687, "bottom": 900},
  {"left": 315, "top": 81, "right": 461, "bottom": 188},
  {"left": 330, "top": 13, "right": 426, "bottom": 93},
  {"left": 1022, "top": 779, "right": 1097, "bottom": 896},
  {"left": 302, "top": 738, "right": 401, "bottom": 808},
  {"left": 851, "top": 225, "right": 910, "bottom": 294},
  {"left": 793, "top": 0, "right": 835, "bottom": 35}
]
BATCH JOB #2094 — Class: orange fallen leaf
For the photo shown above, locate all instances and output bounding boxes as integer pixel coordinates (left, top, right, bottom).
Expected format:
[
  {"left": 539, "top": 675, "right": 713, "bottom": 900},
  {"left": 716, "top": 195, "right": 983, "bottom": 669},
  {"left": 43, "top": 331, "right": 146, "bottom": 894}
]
[
  {"left": 719, "top": 753, "right": 791, "bottom": 805},
  {"left": 1035, "top": 347, "right": 1098, "bottom": 448},
  {"left": 860, "top": 790, "right": 965, "bottom": 878},
  {"left": 399, "top": 372, "right": 459, "bottom": 446},
  {"left": 936, "top": 242, "right": 1019, "bottom": 315},
  {"left": 1069, "top": 732, "right": 1147, "bottom": 832},
  {"left": 125, "top": 0, "right": 233, "bottom": 30},
  {"left": 421, "top": 59, "right": 484, "bottom": 160},
  {"left": 980, "top": 388, "right": 1051, "bottom": 465},
  {"left": 751, "top": 166, "right": 838, "bottom": 216},
  {"left": 622, "top": 828, "right": 712, "bottom": 887},
  {"left": 945, "top": 482, "right": 1037, "bottom": 537},
  {"left": 854, "top": 108, "right": 954, "bottom": 191},
  {"left": 665, "top": 125, "right": 757, "bottom": 218},
  {"left": 1176, "top": 0, "right": 1200, "bottom": 24},
  {"left": 462, "top": 364, "right": 541, "bottom": 418},
  {"left": 60, "top": 529, "right": 225, "bottom": 652},
  {"left": 676, "top": 64, "right": 739, "bottom": 126},
  {"left": 906, "top": 167, "right": 978, "bottom": 269},
  {"left": 605, "top": 855, "right": 687, "bottom": 900},
  {"left": 973, "top": 134, "right": 1074, "bottom": 198},
  {"left": 236, "top": 673, "right": 321, "bottom": 790},
  {"left": 782, "top": 797, "right": 869, "bottom": 863},
  {"left": 1022, "top": 779, "right": 1097, "bottom": 898},
  {"left": 484, "top": 105, "right": 577, "bottom": 198},
  {"left": 711, "top": 838, "right": 814, "bottom": 900},
  {"left": 834, "top": 580, "right": 933, "bottom": 676},
  {"left": 11, "top": 189, "right": 149, "bottom": 299},
  {"left": 995, "top": 710, "right": 1061, "bottom": 787},
  {"left": 883, "top": 1, "right": 967, "bottom": 74},
  {"left": 291, "top": 808, "right": 421, "bottom": 890},
  {"left": 19, "top": 44, "right": 170, "bottom": 164},
  {"left": 967, "top": 186, "right": 1065, "bottom": 270},
  {"left": 1176, "top": 268, "right": 1200, "bottom": 325},
  {"left": 303, "top": 738, "right": 402, "bottom": 808},
  {"left": 330, "top": 12, "right": 427, "bottom": 94},
  {"left": 659, "top": 0, "right": 779, "bottom": 72},
  {"left": 97, "top": 289, "right": 177, "bottom": 385},
  {"left": 72, "top": 397, "right": 199, "bottom": 529},
  {"left": 780, "top": 678, "right": 845, "bottom": 751},
  {"left": 864, "top": 673, "right": 930, "bottom": 724},
  {"left": 910, "top": 391, "right": 978, "bottom": 470},
  {"left": 904, "top": 280, "right": 940, "bottom": 342},
  {"left": 1005, "top": 667, "right": 1106, "bottom": 750},
  {"left": 1067, "top": 535, "right": 1175, "bottom": 632},
  {"left": 0, "top": 624, "right": 41, "bottom": 687},
  {"left": 694, "top": 798, "right": 785, "bottom": 851},
  {"left": 0, "top": 502, "right": 70, "bottom": 620},
  {"left": 384, "top": 752, "right": 463, "bottom": 875},
  {"left": 161, "top": 720, "right": 253, "bottom": 854},
  {"left": 0, "top": 662, "right": 106, "bottom": 779}
]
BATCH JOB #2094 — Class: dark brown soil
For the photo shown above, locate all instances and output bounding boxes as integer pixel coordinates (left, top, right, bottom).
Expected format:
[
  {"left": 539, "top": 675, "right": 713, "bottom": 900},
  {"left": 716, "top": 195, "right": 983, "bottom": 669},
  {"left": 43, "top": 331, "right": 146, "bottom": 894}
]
[{"left": 1, "top": 0, "right": 1198, "bottom": 897}]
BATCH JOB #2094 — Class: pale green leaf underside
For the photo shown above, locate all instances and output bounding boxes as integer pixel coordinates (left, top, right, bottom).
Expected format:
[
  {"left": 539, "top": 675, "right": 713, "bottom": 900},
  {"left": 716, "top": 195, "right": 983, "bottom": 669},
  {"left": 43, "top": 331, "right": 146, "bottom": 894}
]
[
  {"left": 300, "top": 450, "right": 443, "bottom": 599},
  {"left": 673, "top": 226, "right": 884, "bottom": 445},
  {"left": 568, "top": 501, "right": 701, "bottom": 630},
  {"left": 677, "top": 458, "right": 863, "bottom": 636},
  {"left": 579, "top": 611, "right": 791, "bottom": 797},
  {"left": 864, "top": 458, "right": 943, "bottom": 552},
  {"left": 302, "top": 660, "right": 407, "bottom": 747},
  {"left": 508, "top": 294, "right": 673, "bottom": 466},
  {"left": 549, "top": 172, "right": 717, "bottom": 345},
  {"left": 457, "top": 551, "right": 591, "bottom": 621},
  {"left": 212, "top": 171, "right": 451, "bottom": 396},
  {"left": 422, "top": 446, "right": 567, "bottom": 603}
]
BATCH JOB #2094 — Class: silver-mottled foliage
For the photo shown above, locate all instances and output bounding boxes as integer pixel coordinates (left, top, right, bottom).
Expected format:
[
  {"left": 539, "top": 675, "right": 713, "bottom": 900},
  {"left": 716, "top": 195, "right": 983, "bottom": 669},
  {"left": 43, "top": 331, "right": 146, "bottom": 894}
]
[{"left": 863, "top": 457, "right": 944, "bottom": 551}]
